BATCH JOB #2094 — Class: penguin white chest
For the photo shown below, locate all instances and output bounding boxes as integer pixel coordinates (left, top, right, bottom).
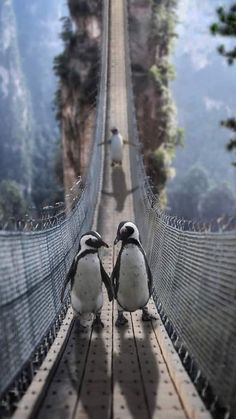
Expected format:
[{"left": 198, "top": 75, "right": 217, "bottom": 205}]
[
  {"left": 117, "top": 245, "right": 149, "bottom": 311},
  {"left": 71, "top": 254, "right": 103, "bottom": 314},
  {"left": 111, "top": 134, "right": 123, "bottom": 162}
]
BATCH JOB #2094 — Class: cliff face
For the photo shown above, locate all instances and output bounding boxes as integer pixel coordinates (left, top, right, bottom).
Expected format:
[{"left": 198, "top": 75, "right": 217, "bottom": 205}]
[
  {"left": 13, "top": 0, "right": 66, "bottom": 132},
  {"left": 129, "top": 1, "right": 157, "bottom": 151},
  {"left": 13, "top": 0, "right": 67, "bottom": 208},
  {"left": 0, "top": 0, "right": 66, "bottom": 212},
  {"left": 55, "top": 0, "right": 102, "bottom": 196},
  {"left": 128, "top": 0, "right": 179, "bottom": 197},
  {"left": 0, "top": 0, "right": 34, "bottom": 198},
  {"left": 56, "top": 0, "right": 177, "bottom": 201}
]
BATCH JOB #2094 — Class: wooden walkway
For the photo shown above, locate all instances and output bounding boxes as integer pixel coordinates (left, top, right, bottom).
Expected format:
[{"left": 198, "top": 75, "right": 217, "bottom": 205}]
[{"left": 13, "top": 1, "right": 211, "bottom": 418}]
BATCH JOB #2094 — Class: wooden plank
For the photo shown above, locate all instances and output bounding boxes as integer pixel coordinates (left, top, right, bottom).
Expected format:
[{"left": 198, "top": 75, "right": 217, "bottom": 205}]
[
  {"left": 36, "top": 322, "right": 92, "bottom": 419},
  {"left": 113, "top": 312, "right": 149, "bottom": 419},
  {"left": 73, "top": 247, "right": 113, "bottom": 419},
  {"left": 74, "top": 308, "right": 113, "bottom": 418},
  {"left": 12, "top": 309, "right": 76, "bottom": 419},
  {"left": 131, "top": 308, "right": 187, "bottom": 419},
  {"left": 153, "top": 320, "right": 212, "bottom": 419}
]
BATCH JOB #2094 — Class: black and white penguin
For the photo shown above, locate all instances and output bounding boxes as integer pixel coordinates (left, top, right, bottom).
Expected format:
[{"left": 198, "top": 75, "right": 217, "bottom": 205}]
[
  {"left": 110, "top": 127, "right": 124, "bottom": 166},
  {"left": 97, "top": 126, "right": 137, "bottom": 167},
  {"left": 112, "top": 221, "right": 155, "bottom": 326},
  {"left": 61, "top": 231, "right": 113, "bottom": 330}
]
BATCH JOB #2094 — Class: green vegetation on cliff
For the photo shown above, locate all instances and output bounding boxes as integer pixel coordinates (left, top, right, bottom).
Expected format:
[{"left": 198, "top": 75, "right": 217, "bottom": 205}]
[
  {"left": 54, "top": 0, "right": 102, "bottom": 193},
  {"left": 0, "top": 180, "right": 26, "bottom": 224},
  {"left": 210, "top": 3, "right": 236, "bottom": 162},
  {"left": 129, "top": 0, "right": 182, "bottom": 202}
]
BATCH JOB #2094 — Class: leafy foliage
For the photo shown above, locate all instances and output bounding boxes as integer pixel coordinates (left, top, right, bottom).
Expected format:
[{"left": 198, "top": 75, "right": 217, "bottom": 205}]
[
  {"left": 129, "top": 0, "right": 182, "bottom": 198},
  {"left": 210, "top": 5, "right": 236, "bottom": 64},
  {"left": 32, "top": 133, "right": 64, "bottom": 208},
  {"left": 0, "top": 180, "right": 26, "bottom": 223},
  {"left": 68, "top": 0, "right": 102, "bottom": 18},
  {"left": 210, "top": 3, "right": 236, "bottom": 162},
  {"left": 168, "top": 166, "right": 209, "bottom": 220},
  {"left": 53, "top": 15, "right": 100, "bottom": 121},
  {"left": 53, "top": 2, "right": 102, "bottom": 191},
  {"left": 221, "top": 118, "right": 236, "bottom": 156},
  {"left": 168, "top": 166, "right": 236, "bottom": 221},
  {"left": 200, "top": 183, "right": 236, "bottom": 221}
]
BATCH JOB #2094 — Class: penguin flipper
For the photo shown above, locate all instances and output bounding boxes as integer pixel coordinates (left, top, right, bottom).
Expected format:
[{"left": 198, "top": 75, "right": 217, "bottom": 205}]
[
  {"left": 111, "top": 250, "right": 122, "bottom": 298},
  {"left": 61, "top": 259, "right": 77, "bottom": 302},
  {"left": 100, "top": 262, "right": 113, "bottom": 301},
  {"left": 127, "top": 185, "right": 139, "bottom": 195},
  {"left": 124, "top": 140, "right": 136, "bottom": 146},
  {"left": 144, "top": 256, "right": 153, "bottom": 296}
]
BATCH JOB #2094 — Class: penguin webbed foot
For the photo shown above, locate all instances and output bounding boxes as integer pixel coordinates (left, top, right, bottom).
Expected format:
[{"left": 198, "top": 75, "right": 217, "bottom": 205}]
[
  {"left": 115, "top": 312, "right": 128, "bottom": 327},
  {"left": 141, "top": 310, "right": 157, "bottom": 322},
  {"left": 93, "top": 314, "right": 104, "bottom": 329}
]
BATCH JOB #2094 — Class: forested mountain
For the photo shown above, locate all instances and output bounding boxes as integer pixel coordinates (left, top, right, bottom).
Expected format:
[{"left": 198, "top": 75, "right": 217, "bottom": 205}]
[
  {"left": 53, "top": 0, "right": 102, "bottom": 201},
  {"left": 167, "top": 0, "right": 236, "bottom": 221},
  {"left": 0, "top": 0, "right": 33, "bottom": 198},
  {"left": 0, "top": 0, "right": 67, "bottom": 219},
  {"left": 13, "top": 0, "right": 66, "bottom": 133}
]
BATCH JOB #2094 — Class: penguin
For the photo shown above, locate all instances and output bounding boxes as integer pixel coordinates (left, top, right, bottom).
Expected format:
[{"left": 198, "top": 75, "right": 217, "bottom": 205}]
[
  {"left": 97, "top": 126, "right": 137, "bottom": 167},
  {"left": 110, "top": 127, "right": 124, "bottom": 167},
  {"left": 61, "top": 231, "right": 113, "bottom": 330},
  {"left": 111, "top": 221, "right": 156, "bottom": 326}
]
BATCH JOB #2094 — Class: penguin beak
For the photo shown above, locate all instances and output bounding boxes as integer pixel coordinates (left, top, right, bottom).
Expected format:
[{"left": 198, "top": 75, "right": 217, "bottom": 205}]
[
  {"left": 114, "top": 236, "right": 119, "bottom": 245},
  {"left": 100, "top": 240, "right": 109, "bottom": 248}
]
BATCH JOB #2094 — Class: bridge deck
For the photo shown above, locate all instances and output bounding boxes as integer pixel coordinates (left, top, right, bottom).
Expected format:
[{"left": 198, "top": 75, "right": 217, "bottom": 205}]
[{"left": 13, "top": 1, "right": 211, "bottom": 418}]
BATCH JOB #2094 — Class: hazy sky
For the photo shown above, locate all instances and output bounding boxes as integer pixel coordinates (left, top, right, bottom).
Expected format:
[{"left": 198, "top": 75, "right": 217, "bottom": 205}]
[
  {"left": 168, "top": 0, "right": 236, "bottom": 187},
  {"left": 175, "top": 0, "right": 234, "bottom": 70}
]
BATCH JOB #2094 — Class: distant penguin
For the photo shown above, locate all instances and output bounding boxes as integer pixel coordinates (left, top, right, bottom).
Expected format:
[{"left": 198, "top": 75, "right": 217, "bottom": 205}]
[
  {"left": 112, "top": 221, "right": 155, "bottom": 326},
  {"left": 61, "top": 231, "right": 113, "bottom": 330},
  {"left": 110, "top": 127, "right": 124, "bottom": 166}
]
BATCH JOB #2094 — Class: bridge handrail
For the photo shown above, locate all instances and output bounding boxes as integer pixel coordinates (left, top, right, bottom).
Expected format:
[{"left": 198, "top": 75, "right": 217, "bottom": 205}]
[
  {"left": 124, "top": 2, "right": 236, "bottom": 417},
  {"left": 0, "top": 0, "right": 109, "bottom": 403}
]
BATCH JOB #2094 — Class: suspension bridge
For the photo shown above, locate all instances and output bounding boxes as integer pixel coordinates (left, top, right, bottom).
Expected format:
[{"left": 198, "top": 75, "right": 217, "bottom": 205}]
[{"left": 0, "top": 1, "right": 236, "bottom": 418}]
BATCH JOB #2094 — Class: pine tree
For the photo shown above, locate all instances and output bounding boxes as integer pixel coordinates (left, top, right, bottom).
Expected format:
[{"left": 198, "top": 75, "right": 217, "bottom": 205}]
[{"left": 210, "top": 4, "right": 236, "bottom": 162}]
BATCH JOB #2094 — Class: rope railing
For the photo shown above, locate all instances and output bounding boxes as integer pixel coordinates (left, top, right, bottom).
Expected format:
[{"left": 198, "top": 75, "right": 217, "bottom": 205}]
[
  {"left": 124, "top": 2, "right": 236, "bottom": 418},
  {"left": 0, "top": 0, "right": 109, "bottom": 412}
]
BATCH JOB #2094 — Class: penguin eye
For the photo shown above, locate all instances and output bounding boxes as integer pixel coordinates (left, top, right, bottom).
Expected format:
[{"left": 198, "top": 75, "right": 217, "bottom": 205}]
[
  {"left": 120, "top": 225, "right": 134, "bottom": 240},
  {"left": 86, "top": 238, "right": 99, "bottom": 248},
  {"left": 125, "top": 226, "right": 134, "bottom": 236}
]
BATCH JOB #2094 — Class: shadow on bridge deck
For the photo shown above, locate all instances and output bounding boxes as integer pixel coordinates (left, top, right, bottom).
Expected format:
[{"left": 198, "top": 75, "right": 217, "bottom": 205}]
[
  {"left": 102, "top": 166, "right": 139, "bottom": 213},
  {"left": 35, "top": 307, "right": 163, "bottom": 419}
]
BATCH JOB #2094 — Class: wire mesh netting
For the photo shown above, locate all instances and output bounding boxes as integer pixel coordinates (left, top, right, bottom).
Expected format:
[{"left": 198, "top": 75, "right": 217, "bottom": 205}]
[
  {"left": 124, "top": 2, "right": 236, "bottom": 416},
  {"left": 0, "top": 0, "right": 109, "bottom": 403}
]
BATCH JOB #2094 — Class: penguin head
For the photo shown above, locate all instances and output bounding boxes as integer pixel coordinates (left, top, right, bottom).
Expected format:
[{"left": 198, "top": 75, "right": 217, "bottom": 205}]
[
  {"left": 111, "top": 127, "right": 119, "bottom": 135},
  {"left": 114, "top": 221, "right": 140, "bottom": 245},
  {"left": 79, "top": 231, "right": 109, "bottom": 251}
]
